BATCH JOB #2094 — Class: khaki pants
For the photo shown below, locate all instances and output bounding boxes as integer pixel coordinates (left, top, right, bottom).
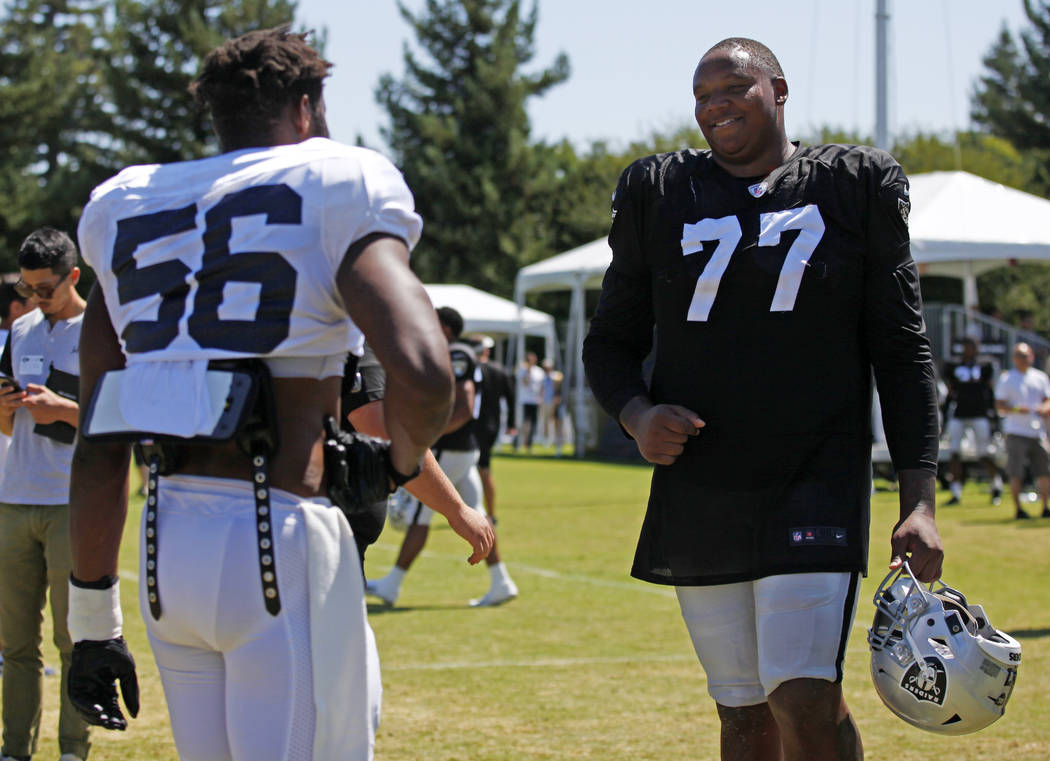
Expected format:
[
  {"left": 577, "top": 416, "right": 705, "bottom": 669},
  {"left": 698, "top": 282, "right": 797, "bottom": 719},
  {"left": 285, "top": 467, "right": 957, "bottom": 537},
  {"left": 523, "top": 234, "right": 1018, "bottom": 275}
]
[{"left": 0, "top": 502, "right": 90, "bottom": 760}]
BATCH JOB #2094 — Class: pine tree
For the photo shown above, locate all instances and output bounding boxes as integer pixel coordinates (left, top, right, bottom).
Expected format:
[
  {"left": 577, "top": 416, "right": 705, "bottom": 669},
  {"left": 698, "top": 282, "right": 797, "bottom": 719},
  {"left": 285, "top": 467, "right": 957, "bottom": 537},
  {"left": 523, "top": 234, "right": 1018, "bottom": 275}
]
[
  {"left": 0, "top": 0, "right": 111, "bottom": 268},
  {"left": 972, "top": 0, "right": 1050, "bottom": 192},
  {"left": 0, "top": 0, "right": 302, "bottom": 270},
  {"left": 375, "top": 0, "right": 569, "bottom": 295},
  {"left": 106, "top": 0, "right": 299, "bottom": 166}
]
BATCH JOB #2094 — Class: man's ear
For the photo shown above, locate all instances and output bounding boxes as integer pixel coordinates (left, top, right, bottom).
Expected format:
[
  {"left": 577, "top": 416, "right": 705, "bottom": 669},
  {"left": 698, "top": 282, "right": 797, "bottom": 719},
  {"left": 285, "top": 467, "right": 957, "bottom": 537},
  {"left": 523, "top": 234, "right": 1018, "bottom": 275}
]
[
  {"left": 773, "top": 77, "right": 788, "bottom": 105},
  {"left": 293, "top": 94, "right": 312, "bottom": 140}
]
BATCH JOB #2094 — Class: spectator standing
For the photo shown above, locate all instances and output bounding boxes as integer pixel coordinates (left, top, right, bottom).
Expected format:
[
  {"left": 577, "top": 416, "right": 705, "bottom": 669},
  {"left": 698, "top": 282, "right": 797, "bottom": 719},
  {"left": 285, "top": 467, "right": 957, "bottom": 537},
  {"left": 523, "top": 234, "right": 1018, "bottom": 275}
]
[
  {"left": 943, "top": 337, "right": 1003, "bottom": 505},
  {"left": 540, "top": 358, "right": 564, "bottom": 456},
  {"left": 473, "top": 335, "right": 516, "bottom": 520},
  {"left": 516, "top": 351, "right": 544, "bottom": 452},
  {"left": 994, "top": 342, "right": 1050, "bottom": 519},
  {"left": 0, "top": 228, "right": 89, "bottom": 761}
]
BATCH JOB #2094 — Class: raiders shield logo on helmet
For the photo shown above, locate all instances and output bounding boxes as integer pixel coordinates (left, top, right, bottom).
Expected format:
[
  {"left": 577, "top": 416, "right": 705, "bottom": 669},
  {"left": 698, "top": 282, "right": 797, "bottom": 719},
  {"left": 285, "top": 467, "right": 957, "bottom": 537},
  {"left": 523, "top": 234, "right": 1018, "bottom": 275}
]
[{"left": 901, "top": 656, "right": 947, "bottom": 705}]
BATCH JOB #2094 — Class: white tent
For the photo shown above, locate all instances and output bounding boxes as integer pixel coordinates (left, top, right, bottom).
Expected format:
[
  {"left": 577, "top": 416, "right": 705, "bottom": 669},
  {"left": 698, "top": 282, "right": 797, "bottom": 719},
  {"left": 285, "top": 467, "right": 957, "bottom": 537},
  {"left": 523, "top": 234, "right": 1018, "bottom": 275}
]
[
  {"left": 424, "top": 283, "right": 557, "bottom": 361},
  {"left": 908, "top": 171, "right": 1050, "bottom": 307},
  {"left": 514, "top": 170, "right": 1050, "bottom": 456}
]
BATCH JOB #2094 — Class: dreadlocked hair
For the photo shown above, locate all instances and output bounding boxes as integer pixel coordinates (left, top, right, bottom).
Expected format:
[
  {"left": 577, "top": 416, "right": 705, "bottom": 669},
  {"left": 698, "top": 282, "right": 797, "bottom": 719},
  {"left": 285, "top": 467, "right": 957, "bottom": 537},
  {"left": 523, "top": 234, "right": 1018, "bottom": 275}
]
[{"left": 190, "top": 26, "right": 332, "bottom": 150}]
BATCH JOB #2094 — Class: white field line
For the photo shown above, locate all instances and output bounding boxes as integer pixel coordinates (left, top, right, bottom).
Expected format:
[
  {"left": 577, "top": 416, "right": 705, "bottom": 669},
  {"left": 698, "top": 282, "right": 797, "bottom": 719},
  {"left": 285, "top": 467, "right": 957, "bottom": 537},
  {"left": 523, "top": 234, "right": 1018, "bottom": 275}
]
[{"left": 372, "top": 542, "right": 677, "bottom": 598}]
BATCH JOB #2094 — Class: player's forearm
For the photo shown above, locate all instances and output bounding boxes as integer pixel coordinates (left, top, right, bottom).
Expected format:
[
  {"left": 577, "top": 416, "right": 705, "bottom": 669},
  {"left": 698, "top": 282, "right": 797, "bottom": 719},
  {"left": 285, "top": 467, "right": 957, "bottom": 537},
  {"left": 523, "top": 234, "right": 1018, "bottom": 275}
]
[
  {"left": 69, "top": 440, "right": 132, "bottom": 581},
  {"left": 896, "top": 469, "right": 936, "bottom": 521},
  {"left": 382, "top": 375, "right": 453, "bottom": 475},
  {"left": 0, "top": 410, "right": 13, "bottom": 436}
]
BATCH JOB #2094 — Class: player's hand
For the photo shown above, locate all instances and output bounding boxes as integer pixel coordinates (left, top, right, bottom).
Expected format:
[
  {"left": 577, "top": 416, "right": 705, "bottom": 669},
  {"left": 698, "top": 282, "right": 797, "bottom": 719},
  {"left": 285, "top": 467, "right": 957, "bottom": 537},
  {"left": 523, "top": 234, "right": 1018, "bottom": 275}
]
[
  {"left": 446, "top": 505, "right": 494, "bottom": 564},
  {"left": 22, "top": 383, "right": 75, "bottom": 424},
  {"left": 68, "top": 637, "right": 140, "bottom": 731},
  {"left": 620, "top": 397, "right": 704, "bottom": 466},
  {"left": 890, "top": 510, "right": 943, "bottom": 583}
]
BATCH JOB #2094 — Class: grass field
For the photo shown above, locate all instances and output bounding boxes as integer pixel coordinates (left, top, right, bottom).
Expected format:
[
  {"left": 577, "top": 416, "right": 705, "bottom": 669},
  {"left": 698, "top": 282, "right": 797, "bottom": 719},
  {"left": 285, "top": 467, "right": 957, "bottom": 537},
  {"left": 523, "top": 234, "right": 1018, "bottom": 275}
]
[{"left": 23, "top": 455, "right": 1050, "bottom": 760}]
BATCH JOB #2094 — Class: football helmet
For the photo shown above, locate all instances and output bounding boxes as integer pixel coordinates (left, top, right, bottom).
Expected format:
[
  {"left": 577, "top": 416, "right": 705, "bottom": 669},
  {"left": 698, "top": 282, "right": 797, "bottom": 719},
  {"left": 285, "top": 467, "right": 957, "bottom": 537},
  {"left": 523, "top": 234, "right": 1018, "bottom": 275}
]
[{"left": 868, "top": 562, "right": 1021, "bottom": 735}]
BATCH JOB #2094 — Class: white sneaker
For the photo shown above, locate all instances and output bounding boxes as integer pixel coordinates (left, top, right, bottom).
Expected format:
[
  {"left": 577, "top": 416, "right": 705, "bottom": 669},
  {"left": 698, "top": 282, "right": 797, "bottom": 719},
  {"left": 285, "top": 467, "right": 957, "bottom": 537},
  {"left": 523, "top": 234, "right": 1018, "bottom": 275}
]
[
  {"left": 470, "top": 578, "right": 518, "bottom": 607},
  {"left": 364, "top": 577, "right": 399, "bottom": 607},
  {"left": 59, "top": 754, "right": 85, "bottom": 761}
]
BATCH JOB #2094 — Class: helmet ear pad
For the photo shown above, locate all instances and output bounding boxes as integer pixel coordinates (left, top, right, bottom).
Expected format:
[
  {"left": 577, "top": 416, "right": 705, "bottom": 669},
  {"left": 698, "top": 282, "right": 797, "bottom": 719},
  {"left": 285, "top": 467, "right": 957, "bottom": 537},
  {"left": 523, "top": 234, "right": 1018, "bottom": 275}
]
[{"left": 867, "top": 563, "right": 1021, "bottom": 735}]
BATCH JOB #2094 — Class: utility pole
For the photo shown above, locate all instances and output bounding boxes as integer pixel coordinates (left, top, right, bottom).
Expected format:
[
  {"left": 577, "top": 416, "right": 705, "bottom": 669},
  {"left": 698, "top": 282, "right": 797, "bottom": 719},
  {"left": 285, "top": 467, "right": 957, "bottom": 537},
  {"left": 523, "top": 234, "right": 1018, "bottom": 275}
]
[{"left": 875, "top": 0, "right": 890, "bottom": 151}]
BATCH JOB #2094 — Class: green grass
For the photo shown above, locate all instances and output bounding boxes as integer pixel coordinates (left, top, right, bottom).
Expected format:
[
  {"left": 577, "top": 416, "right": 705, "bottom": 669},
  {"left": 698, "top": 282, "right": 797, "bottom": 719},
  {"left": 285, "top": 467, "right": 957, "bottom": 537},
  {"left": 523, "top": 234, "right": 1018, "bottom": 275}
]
[{"left": 25, "top": 458, "right": 1050, "bottom": 760}]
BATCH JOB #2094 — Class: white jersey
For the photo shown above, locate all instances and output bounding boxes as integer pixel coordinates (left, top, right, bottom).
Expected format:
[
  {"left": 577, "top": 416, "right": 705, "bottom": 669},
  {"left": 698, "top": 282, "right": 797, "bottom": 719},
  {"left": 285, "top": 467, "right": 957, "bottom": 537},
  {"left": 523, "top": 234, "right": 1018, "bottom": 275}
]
[{"left": 78, "top": 138, "right": 421, "bottom": 367}]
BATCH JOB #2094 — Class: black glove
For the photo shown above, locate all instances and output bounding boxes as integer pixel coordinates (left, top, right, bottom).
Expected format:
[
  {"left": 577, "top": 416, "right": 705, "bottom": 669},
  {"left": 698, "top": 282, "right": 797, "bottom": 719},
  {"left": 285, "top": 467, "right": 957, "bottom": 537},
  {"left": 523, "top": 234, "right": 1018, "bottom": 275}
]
[
  {"left": 68, "top": 637, "right": 140, "bottom": 731},
  {"left": 323, "top": 415, "right": 398, "bottom": 516}
]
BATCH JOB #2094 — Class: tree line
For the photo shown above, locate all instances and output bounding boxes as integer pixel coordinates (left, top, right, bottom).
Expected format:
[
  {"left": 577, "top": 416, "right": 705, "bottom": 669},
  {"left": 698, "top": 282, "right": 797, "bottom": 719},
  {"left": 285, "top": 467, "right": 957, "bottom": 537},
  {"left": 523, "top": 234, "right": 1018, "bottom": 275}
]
[{"left": 1, "top": 0, "right": 1048, "bottom": 333}]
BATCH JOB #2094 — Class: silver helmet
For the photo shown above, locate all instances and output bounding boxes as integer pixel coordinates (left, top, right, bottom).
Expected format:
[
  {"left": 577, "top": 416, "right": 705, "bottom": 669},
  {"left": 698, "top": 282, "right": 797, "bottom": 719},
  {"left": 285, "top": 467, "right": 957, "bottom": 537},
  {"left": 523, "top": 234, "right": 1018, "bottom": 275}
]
[{"left": 867, "top": 562, "right": 1020, "bottom": 735}]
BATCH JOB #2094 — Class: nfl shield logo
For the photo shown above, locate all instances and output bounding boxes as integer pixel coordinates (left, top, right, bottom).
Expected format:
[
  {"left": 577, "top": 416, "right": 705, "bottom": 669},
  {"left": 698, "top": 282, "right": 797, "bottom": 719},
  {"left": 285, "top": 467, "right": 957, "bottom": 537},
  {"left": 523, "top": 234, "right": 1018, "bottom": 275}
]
[{"left": 748, "top": 181, "right": 768, "bottom": 198}]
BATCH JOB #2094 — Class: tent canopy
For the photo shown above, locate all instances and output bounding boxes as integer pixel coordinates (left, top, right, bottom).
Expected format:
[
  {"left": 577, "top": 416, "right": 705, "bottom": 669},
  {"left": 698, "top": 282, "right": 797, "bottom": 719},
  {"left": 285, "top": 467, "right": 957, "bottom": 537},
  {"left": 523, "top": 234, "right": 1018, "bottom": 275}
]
[{"left": 424, "top": 283, "right": 555, "bottom": 350}]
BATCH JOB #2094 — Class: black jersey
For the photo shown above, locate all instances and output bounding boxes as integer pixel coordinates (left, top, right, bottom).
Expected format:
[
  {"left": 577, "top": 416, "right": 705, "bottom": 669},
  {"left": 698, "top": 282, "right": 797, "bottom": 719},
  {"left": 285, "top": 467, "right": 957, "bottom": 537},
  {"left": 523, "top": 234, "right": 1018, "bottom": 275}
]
[
  {"left": 435, "top": 341, "right": 480, "bottom": 452},
  {"left": 583, "top": 144, "right": 939, "bottom": 586},
  {"left": 477, "top": 360, "right": 515, "bottom": 442},
  {"left": 944, "top": 360, "right": 995, "bottom": 419}
]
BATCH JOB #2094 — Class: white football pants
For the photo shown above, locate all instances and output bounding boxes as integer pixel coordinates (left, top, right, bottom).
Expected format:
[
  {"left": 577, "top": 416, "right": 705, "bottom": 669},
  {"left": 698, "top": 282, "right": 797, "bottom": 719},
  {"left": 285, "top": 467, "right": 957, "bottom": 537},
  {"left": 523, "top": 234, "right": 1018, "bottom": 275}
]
[{"left": 141, "top": 474, "right": 381, "bottom": 761}]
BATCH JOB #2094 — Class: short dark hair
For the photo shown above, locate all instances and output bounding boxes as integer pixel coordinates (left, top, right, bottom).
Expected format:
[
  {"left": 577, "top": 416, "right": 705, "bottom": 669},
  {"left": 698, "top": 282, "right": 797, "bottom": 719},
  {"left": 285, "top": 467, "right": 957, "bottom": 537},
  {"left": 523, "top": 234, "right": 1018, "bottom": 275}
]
[
  {"left": 190, "top": 26, "right": 332, "bottom": 150},
  {"left": 435, "top": 306, "right": 464, "bottom": 339},
  {"left": 703, "top": 37, "right": 784, "bottom": 79},
  {"left": 0, "top": 283, "right": 27, "bottom": 321},
  {"left": 18, "top": 227, "right": 78, "bottom": 274}
]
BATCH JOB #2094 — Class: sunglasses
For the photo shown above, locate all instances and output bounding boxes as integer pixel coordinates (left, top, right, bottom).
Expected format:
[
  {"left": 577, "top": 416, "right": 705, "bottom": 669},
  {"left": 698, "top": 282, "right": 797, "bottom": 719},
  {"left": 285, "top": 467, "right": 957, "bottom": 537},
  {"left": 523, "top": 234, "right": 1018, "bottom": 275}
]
[{"left": 14, "top": 271, "right": 70, "bottom": 299}]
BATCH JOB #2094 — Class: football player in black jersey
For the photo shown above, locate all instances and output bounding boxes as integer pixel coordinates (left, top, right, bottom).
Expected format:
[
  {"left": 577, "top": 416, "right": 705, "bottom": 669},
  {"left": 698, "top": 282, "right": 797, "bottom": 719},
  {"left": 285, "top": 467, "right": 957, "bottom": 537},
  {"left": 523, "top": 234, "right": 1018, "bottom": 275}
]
[
  {"left": 583, "top": 38, "right": 943, "bottom": 761},
  {"left": 942, "top": 337, "right": 1003, "bottom": 505},
  {"left": 366, "top": 307, "right": 518, "bottom": 607}
]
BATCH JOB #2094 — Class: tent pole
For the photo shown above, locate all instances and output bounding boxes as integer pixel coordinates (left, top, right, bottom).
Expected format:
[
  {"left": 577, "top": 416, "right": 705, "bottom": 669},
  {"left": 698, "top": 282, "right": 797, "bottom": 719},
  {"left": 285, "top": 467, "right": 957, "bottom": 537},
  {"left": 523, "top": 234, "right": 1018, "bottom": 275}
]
[{"left": 572, "top": 275, "right": 587, "bottom": 458}]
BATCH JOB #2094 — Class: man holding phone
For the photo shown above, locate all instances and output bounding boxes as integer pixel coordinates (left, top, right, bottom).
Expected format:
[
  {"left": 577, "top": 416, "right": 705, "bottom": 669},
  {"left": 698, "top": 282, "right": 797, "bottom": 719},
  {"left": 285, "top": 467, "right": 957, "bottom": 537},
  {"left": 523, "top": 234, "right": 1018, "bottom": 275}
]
[{"left": 0, "top": 227, "right": 89, "bottom": 761}]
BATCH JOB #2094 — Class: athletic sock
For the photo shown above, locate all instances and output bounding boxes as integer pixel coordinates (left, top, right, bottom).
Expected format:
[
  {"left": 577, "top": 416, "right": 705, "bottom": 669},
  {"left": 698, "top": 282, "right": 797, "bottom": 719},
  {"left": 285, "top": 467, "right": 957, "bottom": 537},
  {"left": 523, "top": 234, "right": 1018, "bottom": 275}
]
[
  {"left": 488, "top": 561, "right": 511, "bottom": 585},
  {"left": 950, "top": 482, "right": 962, "bottom": 499},
  {"left": 993, "top": 475, "right": 1003, "bottom": 490},
  {"left": 386, "top": 565, "right": 407, "bottom": 591}
]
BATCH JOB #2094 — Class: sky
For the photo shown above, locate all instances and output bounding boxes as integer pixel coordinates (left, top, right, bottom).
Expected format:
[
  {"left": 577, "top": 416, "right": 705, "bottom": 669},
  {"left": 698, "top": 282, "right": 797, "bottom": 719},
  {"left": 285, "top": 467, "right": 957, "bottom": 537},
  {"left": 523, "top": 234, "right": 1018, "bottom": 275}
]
[{"left": 295, "top": 0, "right": 1031, "bottom": 156}]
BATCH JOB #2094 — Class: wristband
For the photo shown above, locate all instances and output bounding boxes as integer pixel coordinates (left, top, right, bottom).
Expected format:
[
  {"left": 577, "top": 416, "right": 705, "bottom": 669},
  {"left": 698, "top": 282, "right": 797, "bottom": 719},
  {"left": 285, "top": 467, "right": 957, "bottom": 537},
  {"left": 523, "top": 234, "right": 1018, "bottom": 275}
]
[
  {"left": 384, "top": 448, "right": 422, "bottom": 488},
  {"left": 68, "top": 575, "right": 122, "bottom": 643}
]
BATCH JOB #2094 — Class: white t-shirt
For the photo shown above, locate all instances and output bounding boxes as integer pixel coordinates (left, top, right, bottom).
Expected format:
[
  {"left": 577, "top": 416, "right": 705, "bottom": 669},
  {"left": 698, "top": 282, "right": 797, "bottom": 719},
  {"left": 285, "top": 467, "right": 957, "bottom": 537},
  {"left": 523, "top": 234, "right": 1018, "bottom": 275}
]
[
  {"left": 0, "top": 310, "right": 83, "bottom": 504},
  {"left": 518, "top": 364, "right": 544, "bottom": 405},
  {"left": 995, "top": 367, "right": 1050, "bottom": 439}
]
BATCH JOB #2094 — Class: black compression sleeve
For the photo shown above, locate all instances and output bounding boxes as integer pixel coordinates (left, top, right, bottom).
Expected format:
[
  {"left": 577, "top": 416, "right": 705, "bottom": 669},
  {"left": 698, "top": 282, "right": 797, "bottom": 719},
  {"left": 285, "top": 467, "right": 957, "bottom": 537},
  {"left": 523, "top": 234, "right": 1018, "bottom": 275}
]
[
  {"left": 582, "top": 266, "right": 653, "bottom": 421},
  {"left": 862, "top": 156, "right": 939, "bottom": 473}
]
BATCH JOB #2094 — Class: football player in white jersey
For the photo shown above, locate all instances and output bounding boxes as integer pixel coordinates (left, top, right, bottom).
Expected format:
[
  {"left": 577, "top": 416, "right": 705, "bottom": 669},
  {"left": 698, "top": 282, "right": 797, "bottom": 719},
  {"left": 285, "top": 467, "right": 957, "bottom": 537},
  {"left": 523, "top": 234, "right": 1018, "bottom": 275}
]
[{"left": 68, "top": 27, "right": 490, "bottom": 761}]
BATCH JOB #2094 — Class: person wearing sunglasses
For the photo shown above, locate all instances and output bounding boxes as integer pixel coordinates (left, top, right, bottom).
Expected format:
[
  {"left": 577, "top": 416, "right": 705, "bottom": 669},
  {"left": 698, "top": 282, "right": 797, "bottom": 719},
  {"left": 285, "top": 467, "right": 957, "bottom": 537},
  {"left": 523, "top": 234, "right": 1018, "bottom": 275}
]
[{"left": 0, "top": 227, "right": 89, "bottom": 761}]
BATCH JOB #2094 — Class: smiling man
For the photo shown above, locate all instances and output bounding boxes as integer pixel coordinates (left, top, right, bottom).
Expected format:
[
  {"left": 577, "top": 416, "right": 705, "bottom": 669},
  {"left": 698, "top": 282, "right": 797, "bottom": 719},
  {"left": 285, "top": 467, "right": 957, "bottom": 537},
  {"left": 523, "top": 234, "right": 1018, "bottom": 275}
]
[{"left": 583, "top": 38, "right": 943, "bottom": 761}]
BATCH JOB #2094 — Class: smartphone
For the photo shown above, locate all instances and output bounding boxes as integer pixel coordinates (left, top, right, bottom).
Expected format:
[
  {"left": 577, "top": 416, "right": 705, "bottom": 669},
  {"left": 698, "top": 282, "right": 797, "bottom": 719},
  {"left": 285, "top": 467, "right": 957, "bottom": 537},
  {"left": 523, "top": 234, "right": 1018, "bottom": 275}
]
[{"left": 0, "top": 375, "right": 22, "bottom": 393}]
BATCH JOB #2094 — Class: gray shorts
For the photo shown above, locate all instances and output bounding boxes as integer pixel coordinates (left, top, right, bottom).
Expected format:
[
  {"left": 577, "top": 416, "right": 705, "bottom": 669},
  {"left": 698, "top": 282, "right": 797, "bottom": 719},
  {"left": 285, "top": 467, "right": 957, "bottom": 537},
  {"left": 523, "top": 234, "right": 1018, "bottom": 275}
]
[{"left": 1005, "top": 434, "right": 1050, "bottom": 480}]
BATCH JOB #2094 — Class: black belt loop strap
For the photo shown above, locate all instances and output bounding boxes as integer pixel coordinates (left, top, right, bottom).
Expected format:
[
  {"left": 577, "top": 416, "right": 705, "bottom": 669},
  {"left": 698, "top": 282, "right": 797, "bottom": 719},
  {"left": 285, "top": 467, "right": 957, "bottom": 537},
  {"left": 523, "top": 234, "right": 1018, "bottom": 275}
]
[
  {"left": 145, "top": 455, "right": 162, "bottom": 620},
  {"left": 252, "top": 446, "right": 281, "bottom": 616}
]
